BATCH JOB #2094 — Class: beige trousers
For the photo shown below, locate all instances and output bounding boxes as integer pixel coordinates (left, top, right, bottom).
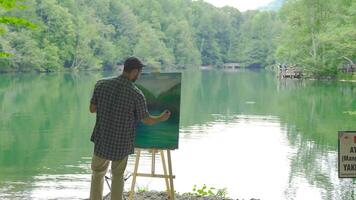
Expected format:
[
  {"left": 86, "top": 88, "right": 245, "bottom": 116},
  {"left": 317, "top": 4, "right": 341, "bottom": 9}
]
[{"left": 90, "top": 154, "right": 128, "bottom": 200}]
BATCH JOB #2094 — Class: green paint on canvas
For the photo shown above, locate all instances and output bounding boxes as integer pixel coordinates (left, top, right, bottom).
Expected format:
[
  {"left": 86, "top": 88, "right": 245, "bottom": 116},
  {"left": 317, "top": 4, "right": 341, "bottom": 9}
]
[{"left": 134, "top": 73, "right": 181, "bottom": 149}]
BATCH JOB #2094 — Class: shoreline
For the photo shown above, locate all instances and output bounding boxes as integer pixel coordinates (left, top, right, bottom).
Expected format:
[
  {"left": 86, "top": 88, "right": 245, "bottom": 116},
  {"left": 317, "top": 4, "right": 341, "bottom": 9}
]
[
  {"left": 100, "top": 191, "right": 260, "bottom": 200},
  {"left": 1, "top": 68, "right": 356, "bottom": 82}
]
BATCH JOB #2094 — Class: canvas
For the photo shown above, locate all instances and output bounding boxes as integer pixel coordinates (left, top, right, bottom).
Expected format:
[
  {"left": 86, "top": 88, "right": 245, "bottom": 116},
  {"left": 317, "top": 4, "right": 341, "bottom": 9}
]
[{"left": 134, "top": 72, "right": 181, "bottom": 149}]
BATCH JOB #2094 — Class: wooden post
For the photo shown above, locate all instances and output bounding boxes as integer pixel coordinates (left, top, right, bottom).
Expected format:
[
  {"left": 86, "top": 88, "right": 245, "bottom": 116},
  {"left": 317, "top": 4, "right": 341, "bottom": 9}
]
[
  {"left": 167, "top": 150, "right": 175, "bottom": 199},
  {"left": 160, "top": 150, "right": 171, "bottom": 198},
  {"left": 151, "top": 150, "right": 156, "bottom": 175}
]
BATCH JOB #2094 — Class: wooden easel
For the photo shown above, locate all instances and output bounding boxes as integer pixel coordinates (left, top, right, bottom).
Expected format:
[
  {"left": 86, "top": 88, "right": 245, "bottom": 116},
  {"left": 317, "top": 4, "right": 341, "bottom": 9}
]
[{"left": 129, "top": 148, "right": 175, "bottom": 200}]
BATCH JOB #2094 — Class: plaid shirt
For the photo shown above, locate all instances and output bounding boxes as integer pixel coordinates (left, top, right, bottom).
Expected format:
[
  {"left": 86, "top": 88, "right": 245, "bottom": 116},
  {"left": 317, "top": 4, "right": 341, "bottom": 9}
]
[{"left": 90, "top": 75, "right": 149, "bottom": 161}]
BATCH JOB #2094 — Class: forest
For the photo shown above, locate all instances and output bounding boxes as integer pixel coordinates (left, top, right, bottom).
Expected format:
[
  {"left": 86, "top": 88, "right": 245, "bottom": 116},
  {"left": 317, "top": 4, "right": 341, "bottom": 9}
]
[{"left": 0, "top": 0, "right": 355, "bottom": 77}]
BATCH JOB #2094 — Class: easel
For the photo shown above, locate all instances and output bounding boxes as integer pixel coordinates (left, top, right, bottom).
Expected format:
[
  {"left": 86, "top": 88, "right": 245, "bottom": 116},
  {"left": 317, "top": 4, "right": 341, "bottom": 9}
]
[{"left": 129, "top": 148, "right": 175, "bottom": 200}]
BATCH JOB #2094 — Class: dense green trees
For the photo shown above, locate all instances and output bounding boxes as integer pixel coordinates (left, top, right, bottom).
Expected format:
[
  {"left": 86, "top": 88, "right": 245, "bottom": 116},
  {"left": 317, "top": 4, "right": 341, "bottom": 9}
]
[
  {"left": 0, "top": 0, "right": 276, "bottom": 72},
  {"left": 275, "top": 0, "right": 356, "bottom": 77},
  {"left": 238, "top": 11, "right": 281, "bottom": 68},
  {"left": 0, "top": 0, "right": 354, "bottom": 77}
]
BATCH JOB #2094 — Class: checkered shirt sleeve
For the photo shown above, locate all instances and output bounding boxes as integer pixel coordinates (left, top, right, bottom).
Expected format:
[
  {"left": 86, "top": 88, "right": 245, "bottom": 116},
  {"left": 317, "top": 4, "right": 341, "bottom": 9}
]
[
  {"left": 134, "top": 90, "right": 149, "bottom": 121},
  {"left": 90, "top": 82, "right": 100, "bottom": 105}
]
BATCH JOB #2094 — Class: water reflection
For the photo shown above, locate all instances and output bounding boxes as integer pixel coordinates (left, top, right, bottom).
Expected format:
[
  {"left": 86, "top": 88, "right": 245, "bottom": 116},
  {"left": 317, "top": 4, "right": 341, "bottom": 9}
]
[{"left": 0, "top": 70, "right": 356, "bottom": 199}]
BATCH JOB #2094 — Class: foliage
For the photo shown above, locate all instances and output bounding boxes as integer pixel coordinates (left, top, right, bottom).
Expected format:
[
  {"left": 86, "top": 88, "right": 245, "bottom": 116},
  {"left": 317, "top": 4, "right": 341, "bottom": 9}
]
[
  {"left": 0, "top": 0, "right": 278, "bottom": 72},
  {"left": 190, "top": 184, "right": 228, "bottom": 198},
  {"left": 238, "top": 10, "right": 281, "bottom": 68},
  {"left": 136, "top": 185, "right": 149, "bottom": 193},
  {"left": 0, "top": 0, "right": 36, "bottom": 58},
  {"left": 1, "top": 0, "right": 353, "bottom": 77},
  {"left": 0, "top": 16, "right": 35, "bottom": 28},
  {"left": 275, "top": 0, "right": 356, "bottom": 77}
]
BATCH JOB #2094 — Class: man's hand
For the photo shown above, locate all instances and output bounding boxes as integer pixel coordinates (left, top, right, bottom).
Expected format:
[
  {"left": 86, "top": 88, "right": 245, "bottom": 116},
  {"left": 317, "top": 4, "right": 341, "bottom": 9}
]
[
  {"left": 159, "top": 110, "right": 171, "bottom": 122},
  {"left": 141, "top": 110, "right": 171, "bottom": 125}
]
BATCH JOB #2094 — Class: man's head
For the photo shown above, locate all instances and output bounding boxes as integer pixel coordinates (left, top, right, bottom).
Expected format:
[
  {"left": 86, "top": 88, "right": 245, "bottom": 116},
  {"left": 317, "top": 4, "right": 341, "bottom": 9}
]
[{"left": 122, "top": 56, "right": 144, "bottom": 82}]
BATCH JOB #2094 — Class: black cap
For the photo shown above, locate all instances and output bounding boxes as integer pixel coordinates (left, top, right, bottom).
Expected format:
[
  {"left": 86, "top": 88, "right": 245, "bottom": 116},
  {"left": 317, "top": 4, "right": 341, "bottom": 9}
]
[{"left": 123, "top": 56, "right": 145, "bottom": 72}]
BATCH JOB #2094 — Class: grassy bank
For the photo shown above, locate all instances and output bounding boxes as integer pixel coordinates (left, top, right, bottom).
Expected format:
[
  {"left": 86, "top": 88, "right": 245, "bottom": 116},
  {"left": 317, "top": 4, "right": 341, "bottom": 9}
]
[{"left": 337, "top": 73, "right": 356, "bottom": 82}]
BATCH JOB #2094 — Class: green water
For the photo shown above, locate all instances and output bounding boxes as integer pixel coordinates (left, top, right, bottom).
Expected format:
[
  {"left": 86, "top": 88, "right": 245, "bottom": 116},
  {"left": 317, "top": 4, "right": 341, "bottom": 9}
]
[{"left": 0, "top": 70, "right": 355, "bottom": 199}]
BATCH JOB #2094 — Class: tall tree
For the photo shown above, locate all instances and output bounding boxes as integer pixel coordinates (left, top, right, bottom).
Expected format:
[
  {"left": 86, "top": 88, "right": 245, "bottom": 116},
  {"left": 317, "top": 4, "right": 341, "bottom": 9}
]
[
  {"left": 133, "top": 22, "right": 174, "bottom": 70},
  {"left": 166, "top": 20, "right": 201, "bottom": 69}
]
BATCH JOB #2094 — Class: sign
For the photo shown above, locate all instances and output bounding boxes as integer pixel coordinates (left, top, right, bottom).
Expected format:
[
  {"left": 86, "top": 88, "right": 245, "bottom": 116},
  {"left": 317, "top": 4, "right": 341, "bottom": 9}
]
[{"left": 338, "top": 131, "right": 356, "bottom": 178}]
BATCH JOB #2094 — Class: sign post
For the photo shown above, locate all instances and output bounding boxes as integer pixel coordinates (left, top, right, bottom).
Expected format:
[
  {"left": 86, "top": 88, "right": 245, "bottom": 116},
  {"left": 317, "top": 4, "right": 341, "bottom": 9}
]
[{"left": 338, "top": 131, "right": 356, "bottom": 178}]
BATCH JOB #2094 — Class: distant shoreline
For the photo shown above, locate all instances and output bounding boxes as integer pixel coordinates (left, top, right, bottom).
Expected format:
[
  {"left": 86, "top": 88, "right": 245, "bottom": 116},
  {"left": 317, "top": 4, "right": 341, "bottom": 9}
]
[{"left": 1, "top": 68, "right": 355, "bottom": 82}]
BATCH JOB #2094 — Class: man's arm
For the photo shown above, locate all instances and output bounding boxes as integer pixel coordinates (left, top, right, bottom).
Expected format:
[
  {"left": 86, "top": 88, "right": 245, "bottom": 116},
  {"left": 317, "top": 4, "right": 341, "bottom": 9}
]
[
  {"left": 90, "top": 81, "right": 100, "bottom": 113},
  {"left": 90, "top": 103, "right": 97, "bottom": 113},
  {"left": 141, "top": 110, "right": 171, "bottom": 125}
]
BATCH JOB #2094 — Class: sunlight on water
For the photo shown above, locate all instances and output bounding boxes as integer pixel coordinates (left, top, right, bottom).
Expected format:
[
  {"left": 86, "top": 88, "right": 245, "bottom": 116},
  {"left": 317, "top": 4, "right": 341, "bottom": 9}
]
[
  {"left": 122, "top": 114, "right": 290, "bottom": 199},
  {"left": 174, "top": 114, "right": 291, "bottom": 199}
]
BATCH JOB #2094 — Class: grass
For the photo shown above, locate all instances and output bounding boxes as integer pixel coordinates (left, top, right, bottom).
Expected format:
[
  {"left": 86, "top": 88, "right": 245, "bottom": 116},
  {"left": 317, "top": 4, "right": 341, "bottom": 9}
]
[{"left": 337, "top": 73, "right": 356, "bottom": 81}]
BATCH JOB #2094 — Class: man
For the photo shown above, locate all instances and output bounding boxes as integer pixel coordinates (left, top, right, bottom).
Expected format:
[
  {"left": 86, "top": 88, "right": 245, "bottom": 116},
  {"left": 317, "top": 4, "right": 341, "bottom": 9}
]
[{"left": 89, "top": 56, "right": 170, "bottom": 200}]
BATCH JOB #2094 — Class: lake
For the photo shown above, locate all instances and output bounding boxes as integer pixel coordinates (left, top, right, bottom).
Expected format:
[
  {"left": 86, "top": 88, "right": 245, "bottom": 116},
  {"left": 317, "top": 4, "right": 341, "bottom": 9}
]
[{"left": 0, "top": 69, "right": 355, "bottom": 199}]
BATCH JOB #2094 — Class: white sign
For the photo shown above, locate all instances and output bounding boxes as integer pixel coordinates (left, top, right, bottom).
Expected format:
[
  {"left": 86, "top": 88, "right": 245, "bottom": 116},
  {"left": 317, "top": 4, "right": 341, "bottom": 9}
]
[{"left": 339, "top": 131, "right": 356, "bottom": 178}]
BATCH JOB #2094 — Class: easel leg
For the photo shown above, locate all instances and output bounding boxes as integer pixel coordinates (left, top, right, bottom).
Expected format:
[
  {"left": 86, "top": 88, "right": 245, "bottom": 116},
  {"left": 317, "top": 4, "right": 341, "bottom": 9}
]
[
  {"left": 160, "top": 150, "right": 171, "bottom": 199},
  {"left": 129, "top": 149, "right": 141, "bottom": 200},
  {"left": 167, "top": 150, "right": 175, "bottom": 200},
  {"left": 151, "top": 150, "right": 156, "bottom": 175}
]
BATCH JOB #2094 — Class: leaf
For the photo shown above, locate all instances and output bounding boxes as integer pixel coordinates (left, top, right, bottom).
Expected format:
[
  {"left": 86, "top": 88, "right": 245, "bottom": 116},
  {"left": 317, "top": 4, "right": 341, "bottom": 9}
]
[
  {"left": 0, "top": 0, "right": 17, "bottom": 10},
  {"left": 0, "top": 52, "right": 11, "bottom": 57},
  {"left": 0, "top": 16, "right": 36, "bottom": 29}
]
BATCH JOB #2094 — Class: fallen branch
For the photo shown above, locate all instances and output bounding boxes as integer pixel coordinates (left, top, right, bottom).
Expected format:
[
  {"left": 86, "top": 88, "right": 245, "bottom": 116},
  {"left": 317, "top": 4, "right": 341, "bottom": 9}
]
[{"left": 343, "top": 56, "right": 355, "bottom": 66}]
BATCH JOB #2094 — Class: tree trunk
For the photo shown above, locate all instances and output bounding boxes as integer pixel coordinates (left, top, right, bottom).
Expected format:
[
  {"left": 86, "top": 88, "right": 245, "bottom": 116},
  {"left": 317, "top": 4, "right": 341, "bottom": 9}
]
[
  {"left": 200, "top": 38, "right": 205, "bottom": 53},
  {"left": 311, "top": 30, "right": 317, "bottom": 67}
]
